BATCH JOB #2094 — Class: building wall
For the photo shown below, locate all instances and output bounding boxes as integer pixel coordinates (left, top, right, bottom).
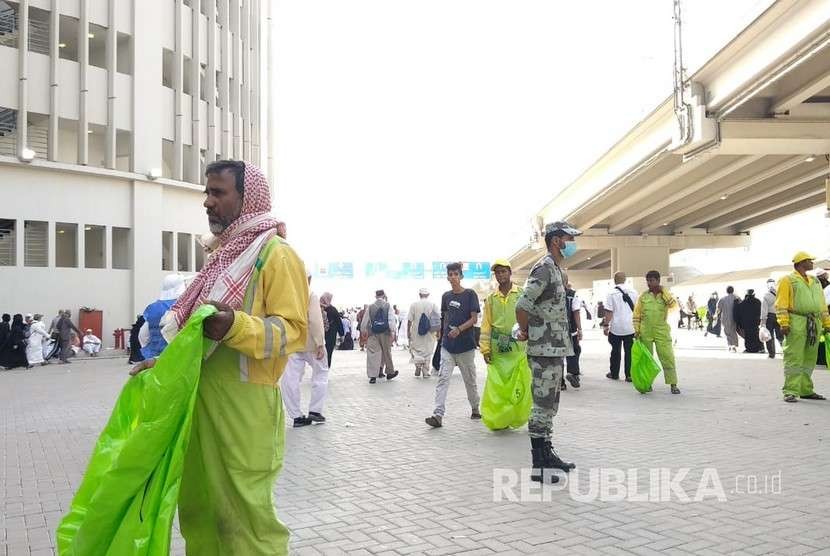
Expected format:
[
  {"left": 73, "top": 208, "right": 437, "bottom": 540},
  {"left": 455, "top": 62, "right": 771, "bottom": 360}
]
[
  {"left": 0, "top": 0, "right": 272, "bottom": 349},
  {"left": 0, "top": 164, "right": 208, "bottom": 347}
]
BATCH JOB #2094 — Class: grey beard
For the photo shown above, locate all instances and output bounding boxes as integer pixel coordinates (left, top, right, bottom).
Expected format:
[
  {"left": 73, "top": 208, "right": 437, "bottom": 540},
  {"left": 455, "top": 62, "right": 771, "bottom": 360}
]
[{"left": 209, "top": 221, "right": 227, "bottom": 235}]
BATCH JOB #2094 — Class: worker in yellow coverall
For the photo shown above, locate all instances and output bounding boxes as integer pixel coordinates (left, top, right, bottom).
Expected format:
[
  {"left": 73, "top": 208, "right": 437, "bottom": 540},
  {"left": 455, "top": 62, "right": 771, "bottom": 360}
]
[
  {"left": 776, "top": 251, "right": 830, "bottom": 403},
  {"left": 632, "top": 270, "right": 680, "bottom": 395},
  {"left": 133, "top": 160, "right": 308, "bottom": 555}
]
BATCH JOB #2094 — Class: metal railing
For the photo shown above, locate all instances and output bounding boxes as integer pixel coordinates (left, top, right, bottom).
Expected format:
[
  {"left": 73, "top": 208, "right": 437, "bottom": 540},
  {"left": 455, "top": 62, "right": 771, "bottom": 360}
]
[{"left": 0, "top": 7, "right": 51, "bottom": 55}]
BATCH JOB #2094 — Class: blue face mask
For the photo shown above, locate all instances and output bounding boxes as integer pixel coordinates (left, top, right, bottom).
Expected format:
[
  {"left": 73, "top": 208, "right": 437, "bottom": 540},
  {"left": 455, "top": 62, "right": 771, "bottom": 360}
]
[{"left": 561, "top": 241, "right": 578, "bottom": 258}]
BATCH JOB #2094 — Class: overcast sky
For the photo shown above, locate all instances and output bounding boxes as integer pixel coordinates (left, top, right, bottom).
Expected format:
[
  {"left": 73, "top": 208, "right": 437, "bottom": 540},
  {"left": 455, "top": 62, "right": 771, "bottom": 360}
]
[{"left": 270, "top": 0, "right": 828, "bottom": 304}]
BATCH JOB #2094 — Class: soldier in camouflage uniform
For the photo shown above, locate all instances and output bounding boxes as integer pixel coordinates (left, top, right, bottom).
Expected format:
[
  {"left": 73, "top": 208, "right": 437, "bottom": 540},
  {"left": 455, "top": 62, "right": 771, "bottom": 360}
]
[{"left": 515, "top": 221, "right": 581, "bottom": 483}]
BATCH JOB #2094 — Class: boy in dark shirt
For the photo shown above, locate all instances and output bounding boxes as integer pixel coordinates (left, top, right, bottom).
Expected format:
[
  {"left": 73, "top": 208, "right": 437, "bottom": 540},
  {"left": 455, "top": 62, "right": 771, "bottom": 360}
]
[{"left": 426, "top": 262, "right": 481, "bottom": 428}]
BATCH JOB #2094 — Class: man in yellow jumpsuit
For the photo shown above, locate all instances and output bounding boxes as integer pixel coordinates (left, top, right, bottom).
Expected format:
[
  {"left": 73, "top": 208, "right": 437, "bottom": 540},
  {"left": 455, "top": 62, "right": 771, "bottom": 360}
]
[
  {"left": 776, "top": 251, "right": 830, "bottom": 403},
  {"left": 133, "top": 160, "right": 308, "bottom": 554},
  {"left": 479, "top": 260, "right": 529, "bottom": 430},
  {"left": 632, "top": 270, "right": 681, "bottom": 394},
  {"left": 480, "top": 259, "right": 523, "bottom": 366}
]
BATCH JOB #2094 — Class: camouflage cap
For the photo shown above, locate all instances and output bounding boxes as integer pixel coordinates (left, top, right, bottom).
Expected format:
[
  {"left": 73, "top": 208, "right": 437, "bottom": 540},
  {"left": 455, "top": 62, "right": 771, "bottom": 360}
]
[{"left": 544, "top": 221, "right": 582, "bottom": 236}]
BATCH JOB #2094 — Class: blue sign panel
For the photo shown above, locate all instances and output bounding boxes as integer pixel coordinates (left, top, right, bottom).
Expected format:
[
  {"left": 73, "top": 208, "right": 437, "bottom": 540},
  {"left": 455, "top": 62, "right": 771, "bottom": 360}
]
[
  {"left": 432, "top": 261, "right": 450, "bottom": 279},
  {"left": 388, "top": 262, "right": 425, "bottom": 280},
  {"left": 465, "top": 261, "right": 491, "bottom": 280},
  {"left": 365, "top": 262, "right": 387, "bottom": 278},
  {"left": 327, "top": 262, "right": 354, "bottom": 279}
]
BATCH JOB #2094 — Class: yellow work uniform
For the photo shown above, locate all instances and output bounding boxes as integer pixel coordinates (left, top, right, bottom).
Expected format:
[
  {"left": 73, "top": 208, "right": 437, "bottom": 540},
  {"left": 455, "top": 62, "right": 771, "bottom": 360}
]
[
  {"left": 178, "top": 237, "right": 309, "bottom": 555},
  {"left": 480, "top": 284, "right": 523, "bottom": 358},
  {"left": 775, "top": 272, "right": 830, "bottom": 397},
  {"left": 632, "top": 288, "right": 678, "bottom": 385}
]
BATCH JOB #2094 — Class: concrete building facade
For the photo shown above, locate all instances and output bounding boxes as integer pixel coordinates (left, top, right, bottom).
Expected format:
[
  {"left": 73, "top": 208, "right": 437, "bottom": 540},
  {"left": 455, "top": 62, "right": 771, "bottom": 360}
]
[{"left": 0, "top": 0, "right": 273, "bottom": 346}]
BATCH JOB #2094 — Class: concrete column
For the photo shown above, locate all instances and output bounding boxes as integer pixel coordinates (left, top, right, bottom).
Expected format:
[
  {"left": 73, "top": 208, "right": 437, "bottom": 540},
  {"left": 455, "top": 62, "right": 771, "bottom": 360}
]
[
  {"left": 206, "top": 0, "right": 217, "bottom": 163},
  {"left": 613, "top": 245, "right": 670, "bottom": 278},
  {"left": 48, "top": 0, "right": 59, "bottom": 161},
  {"left": 131, "top": 181, "right": 164, "bottom": 314},
  {"left": 47, "top": 221, "right": 55, "bottom": 268},
  {"left": 77, "top": 222, "right": 85, "bottom": 269},
  {"left": 15, "top": 218, "right": 24, "bottom": 268},
  {"left": 17, "top": 0, "right": 29, "bottom": 157},
  {"left": 173, "top": 0, "right": 184, "bottom": 180},
  {"left": 105, "top": 225, "right": 112, "bottom": 269},
  {"left": 240, "top": 0, "right": 250, "bottom": 161},
  {"left": 105, "top": 0, "right": 117, "bottom": 168},
  {"left": 265, "top": 0, "right": 274, "bottom": 184},
  {"left": 132, "top": 0, "right": 163, "bottom": 175},
  {"left": 218, "top": 0, "right": 230, "bottom": 157},
  {"left": 171, "top": 229, "right": 178, "bottom": 273},
  {"left": 249, "top": 0, "right": 259, "bottom": 165},
  {"left": 78, "top": 0, "right": 89, "bottom": 165},
  {"left": 189, "top": 233, "right": 196, "bottom": 273},
  {"left": 189, "top": 0, "right": 201, "bottom": 182},
  {"left": 230, "top": 0, "right": 241, "bottom": 158}
]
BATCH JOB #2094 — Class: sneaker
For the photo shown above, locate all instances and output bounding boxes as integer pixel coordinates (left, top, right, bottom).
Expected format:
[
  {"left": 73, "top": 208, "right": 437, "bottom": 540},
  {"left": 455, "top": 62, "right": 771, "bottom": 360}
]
[
  {"left": 415, "top": 367, "right": 421, "bottom": 377},
  {"left": 566, "top": 374, "right": 580, "bottom": 388},
  {"left": 293, "top": 416, "right": 312, "bottom": 427},
  {"left": 425, "top": 415, "right": 442, "bottom": 428},
  {"left": 470, "top": 411, "right": 482, "bottom": 419},
  {"left": 670, "top": 385, "right": 681, "bottom": 395},
  {"left": 386, "top": 370, "right": 399, "bottom": 381},
  {"left": 422, "top": 371, "right": 431, "bottom": 378},
  {"left": 606, "top": 373, "right": 619, "bottom": 380},
  {"left": 624, "top": 377, "right": 632, "bottom": 383},
  {"left": 783, "top": 394, "right": 797, "bottom": 403},
  {"left": 369, "top": 377, "right": 377, "bottom": 384},
  {"left": 800, "top": 393, "right": 826, "bottom": 400},
  {"left": 308, "top": 412, "right": 326, "bottom": 423}
]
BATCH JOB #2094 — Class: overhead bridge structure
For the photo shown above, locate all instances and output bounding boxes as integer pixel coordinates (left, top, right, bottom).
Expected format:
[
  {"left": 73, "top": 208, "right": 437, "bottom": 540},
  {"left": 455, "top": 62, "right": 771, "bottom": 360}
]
[{"left": 510, "top": 0, "right": 830, "bottom": 287}]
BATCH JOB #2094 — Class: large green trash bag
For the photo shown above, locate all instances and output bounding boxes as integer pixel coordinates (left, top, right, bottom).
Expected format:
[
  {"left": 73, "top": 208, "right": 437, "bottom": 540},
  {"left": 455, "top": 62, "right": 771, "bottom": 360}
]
[
  {"left": 56, "top": 305, "right": 217, "bottom": 556},
  {"left": 481, "top": 350, "right": 533, "bottom": 430},
  {"left": 630, "top": 339, "right": 662, "bottom": 394}
]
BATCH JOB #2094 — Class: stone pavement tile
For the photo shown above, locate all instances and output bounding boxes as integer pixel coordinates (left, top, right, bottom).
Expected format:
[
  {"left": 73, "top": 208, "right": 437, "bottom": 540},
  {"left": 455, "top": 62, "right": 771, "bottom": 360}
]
[{"left": 3, "top": 337, "right": 830, "bottom": 554}]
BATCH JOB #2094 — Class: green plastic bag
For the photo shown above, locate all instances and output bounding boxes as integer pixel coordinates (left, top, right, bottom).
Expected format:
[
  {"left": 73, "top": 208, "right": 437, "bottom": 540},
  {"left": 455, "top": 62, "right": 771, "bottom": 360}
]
[
  {"left": 481, "top": 349, "right": 532, "bottom": 430},
  {"left": 57, "top": 305, "right": 217, "bottom": 556},
  {"left": 631, "top": 339, "right": 662, "bottom": 394}
]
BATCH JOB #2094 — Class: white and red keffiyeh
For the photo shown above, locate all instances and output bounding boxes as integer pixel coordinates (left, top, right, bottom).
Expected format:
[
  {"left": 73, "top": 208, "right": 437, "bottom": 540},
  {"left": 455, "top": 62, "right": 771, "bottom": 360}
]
[{"left": 169, "top": 163, "right": 279, "bottom": 330}]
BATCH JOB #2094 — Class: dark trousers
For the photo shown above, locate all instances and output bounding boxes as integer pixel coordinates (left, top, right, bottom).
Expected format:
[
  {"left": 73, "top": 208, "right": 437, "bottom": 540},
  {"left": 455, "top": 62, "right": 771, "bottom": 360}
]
[
  {"left": 59, "top": 338, "right": 72, "bottom": 362},
  {"left": 565, "top": 334, "right": 581, "bottom": 376},
  {"left": 325, "top": 338, "right": 336, "bottom": 368},
  {"left": 608, "top": 332, "right": 634, "bottom": 379},
  {"left": 764, "top": 313, "right": 782, "bottom": 358}
]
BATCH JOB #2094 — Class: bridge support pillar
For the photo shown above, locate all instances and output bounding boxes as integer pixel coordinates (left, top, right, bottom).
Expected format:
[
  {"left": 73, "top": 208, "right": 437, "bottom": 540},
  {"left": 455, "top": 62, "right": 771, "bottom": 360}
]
[{"left": 612, "top": 246, "right": 670, "bottom": 278}]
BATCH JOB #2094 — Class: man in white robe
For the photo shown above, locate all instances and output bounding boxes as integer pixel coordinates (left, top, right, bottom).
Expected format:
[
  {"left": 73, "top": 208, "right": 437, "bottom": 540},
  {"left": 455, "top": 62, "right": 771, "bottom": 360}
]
[
  {"left": 82, "top": 329, "right": 102, "bottom": 356},
  {"left": 408, "top": 288, "right": 439, "bottom": 378}
]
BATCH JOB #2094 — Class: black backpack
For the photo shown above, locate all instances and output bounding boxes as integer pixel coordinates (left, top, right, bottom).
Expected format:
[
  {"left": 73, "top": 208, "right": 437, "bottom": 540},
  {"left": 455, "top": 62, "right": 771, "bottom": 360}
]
[
  {"left": 417, "top": 313, "right": 431, "bottom": 336},
  {"left": 370, "top": 305, "right": 390, "bottom": 334}
]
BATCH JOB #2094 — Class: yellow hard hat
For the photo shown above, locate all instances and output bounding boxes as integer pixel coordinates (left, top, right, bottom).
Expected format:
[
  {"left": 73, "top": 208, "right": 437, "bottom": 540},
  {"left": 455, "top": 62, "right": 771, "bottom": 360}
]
[
  {"left": 490, "top": 259, "right": 512, "bottom": 271},
  {"left": 792, "top": 251, "right": 815, "bottom": 264}
]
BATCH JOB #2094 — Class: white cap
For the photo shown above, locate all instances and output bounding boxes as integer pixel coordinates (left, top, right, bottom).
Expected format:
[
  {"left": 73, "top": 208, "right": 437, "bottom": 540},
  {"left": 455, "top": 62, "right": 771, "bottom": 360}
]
[
  {"left": 160, "top": 274, "right": 186, "bottom": 300},
  {"left": 419, "top": 288, "right": 430, "bottom": 296}
]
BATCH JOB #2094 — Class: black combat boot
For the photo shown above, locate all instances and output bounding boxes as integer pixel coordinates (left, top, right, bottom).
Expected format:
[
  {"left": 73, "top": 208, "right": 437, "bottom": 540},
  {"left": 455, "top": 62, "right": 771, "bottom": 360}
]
[
  {"left": 530, "top": 437, "right": 559, "bottom": 483},
  {"left": 545, "top": 441, "right": 575, "bottom": 472}
]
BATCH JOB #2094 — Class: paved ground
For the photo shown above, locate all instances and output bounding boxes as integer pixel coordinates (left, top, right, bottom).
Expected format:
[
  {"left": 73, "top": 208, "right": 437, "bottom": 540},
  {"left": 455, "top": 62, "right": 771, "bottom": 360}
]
[{"left": 2, "top": 328, "right": 830, "bottom": 555}]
